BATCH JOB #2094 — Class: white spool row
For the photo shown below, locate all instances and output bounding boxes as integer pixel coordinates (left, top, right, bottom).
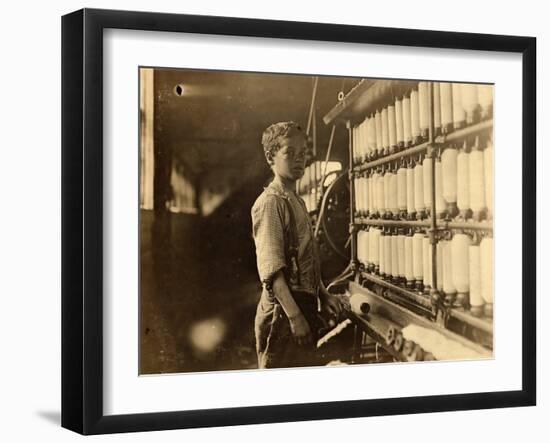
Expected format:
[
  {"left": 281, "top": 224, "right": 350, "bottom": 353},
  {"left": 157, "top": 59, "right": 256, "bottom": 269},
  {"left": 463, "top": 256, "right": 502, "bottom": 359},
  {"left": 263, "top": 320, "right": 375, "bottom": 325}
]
[
  {"left": 432, "top": 234, "right": 493, "bottom": 309},
  {"left": 438, "top": 138, "right": 493, "bottom": 220},
  {"left": 352, "top": 83, "right": 493, "bottom": 162}
]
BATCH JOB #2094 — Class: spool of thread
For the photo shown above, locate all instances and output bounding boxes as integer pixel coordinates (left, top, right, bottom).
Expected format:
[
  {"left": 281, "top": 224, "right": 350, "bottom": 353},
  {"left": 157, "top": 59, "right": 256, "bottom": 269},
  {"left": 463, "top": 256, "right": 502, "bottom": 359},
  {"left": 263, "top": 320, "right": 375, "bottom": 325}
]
[
  {"left": 478, "top": 84, "right": 493, "bottom": 120},
  {"left": 358, "top": 177, "right": 365, "bottom": 215},
  {"left": 395, "top": 97, "right": 404, "bottom": 148},
  {"left": 442, "top": 240, "right": 456, "bottom": 306},
  {"left": 384, "top": 233, "right": 392, "bottom": 280},
  {"left": 357, "top": 230, "right": 365, "bottom": 265},
  {"left": 412, "top": 232, "right": 424, "bottom": 290},
  {"left": 440, "top": 82, "right": 453, "bottom": 134},
  {"left": 370, "top": 175, "right": 376, "bottom": 216},
  {"left": 402, "top": 94, "right": 412, "bottom": 147},
  {"left": 410, "top": 88, "right": 421, "bottom": 145},
  {"left": 368, "top": 115, "right": 376, "bottom": 158},
  {"left": 457, "top": 147, "right": 471, "bottom": 219},
  {"left": 469, "top": 144, "right": 486, "bottom": 221},
  {"left": 375, "top": 110, "right": 383, "bottom": 156},
  {"left": 379, "top": 232, "right": 385, "bottom": 277},
  {"left": 371, "top": 172, "right": 379, "bottom": 215},
  {"left": 469, "top": 244, "right": 484, "bottom": 316},
  {"left": 451, "top": 233, "right": 471, "bottom": 309},
  {"left": 363, "top": 118, "right": 369, "bottom": 160},
  {"left": 391, "top": 234, "right": 399, "bottom": 281},
  {"left": 356, "top": 126, "right": 359, "bottom": 165},
  {"left": 442, "top": 146, "right": 458, "bottom": 217},
  {"left": 383, "top": 171, "right": 391, "bottom": 217},
  {"left": 452, "top": 83, "right": 466, "bottom": 130},
  {"left": 361, "top": 176, "right": 366, "bottom": 215},
  {"left": 397, "top": 234, "right": 406, "bottom": 283},
  {"left": 360, "top": 229, "right": 368, "bottom": 269},
  {"left": 377, "top": 172, "right": 385, "bottom": 217},
  {"left": 435, "top": 158, "right": 446, "bottom": 219},
  {"left": 350, "top": 293, "right": 371, "bottom": 315},
  {"left": 362, "top": 118, "right": 369, "bottom": 160},
  {"left": 422, "top": 234, "right": 432, "bottom": 292},
  {"left": 404, "top": 235, "right": 414, "bottom": 288},
  {"left": 353, "top": 177, "right": 362, "bottom": 214},
  {"left": 357, "top": 176, "right": 363, "bottom": 216},
  {"left": 388, "top": 171, "right": 398, "bottom": 217},
  {"left": 363, "top": 176, "right": 369, "bottom": 216},
  {"left": 371, "top": 228, "right": 380, "bottom": 271},
  {"left": 414, "top": 162, "right": 425, "bottom": 219},
  {"left": 388, "top": 104, "right": 397, "bottom": 153},
  {"left": 406, "top": 165, "right": 415, "bottom": 219},
  {"left": 480, "top": 237, "right": 493, "bottom": 317},
  {"left": 365, "top": 230, "right": 371, "bottom": 267},
  {"left": 353, "top": 177, "right": 360, "bottom": 214},
  {"left": 397, "top": 166, "right": 407, "bottom": 215},
  {"left": 374, "top": 174, "right": 380, "bottom": 217},
  {"left": 418, "top": 81, "right": 430, "bottom": 140},
  {"left": 433, "top": 82, "right": 441, "bottom": 136},
  {"left": 358, "top": 120, "right": 366, "bottom": 162},
  {"left": 366, "top": 229, "right": 372, "bottom": 267},
  {"left": 422, "top": 157, "right": 433, "bottom": 214},
  {"left": 436, "top": 241, "right": 444, "bottom": 292},
  {"left": 460, "top": 83, "right": 479, "bottom": 125},
  {"left": 484, "top": 139, "right": 493, "bottom": 220},
  {"left": 357, "top": 176, "right": 363, "bottom": 215},
  {"left": 355, "top": 123, "right": 362, "bottom": 163},
  {"left": 381, "top": 107, "right": 389, "bottom": 155}
]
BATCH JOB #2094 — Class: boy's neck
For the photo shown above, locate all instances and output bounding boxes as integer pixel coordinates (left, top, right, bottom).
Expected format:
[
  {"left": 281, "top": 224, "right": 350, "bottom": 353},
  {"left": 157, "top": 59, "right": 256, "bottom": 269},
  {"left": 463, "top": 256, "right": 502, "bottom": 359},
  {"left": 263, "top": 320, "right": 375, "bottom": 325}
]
[{"left": 272, "top": 174, "right": 296, "bottom": 194}]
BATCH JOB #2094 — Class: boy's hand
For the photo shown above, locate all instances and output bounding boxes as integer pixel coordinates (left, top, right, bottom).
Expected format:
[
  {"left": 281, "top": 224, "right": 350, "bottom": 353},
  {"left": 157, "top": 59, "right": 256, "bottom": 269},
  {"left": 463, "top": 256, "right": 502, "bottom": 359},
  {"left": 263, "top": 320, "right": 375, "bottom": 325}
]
[
  {"left": 288, "top": 313, "right": 313, "bottom": 346},
  {"left": 320, "top": 289, "right": 344, "bottom": 319}
]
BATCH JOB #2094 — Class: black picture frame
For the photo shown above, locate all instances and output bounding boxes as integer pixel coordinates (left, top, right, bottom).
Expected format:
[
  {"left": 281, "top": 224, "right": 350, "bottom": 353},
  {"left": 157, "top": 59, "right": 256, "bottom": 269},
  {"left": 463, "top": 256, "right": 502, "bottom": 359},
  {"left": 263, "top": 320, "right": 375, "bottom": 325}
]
[{"left": 61, "top": 8, "right": 536, "bottom": 435}]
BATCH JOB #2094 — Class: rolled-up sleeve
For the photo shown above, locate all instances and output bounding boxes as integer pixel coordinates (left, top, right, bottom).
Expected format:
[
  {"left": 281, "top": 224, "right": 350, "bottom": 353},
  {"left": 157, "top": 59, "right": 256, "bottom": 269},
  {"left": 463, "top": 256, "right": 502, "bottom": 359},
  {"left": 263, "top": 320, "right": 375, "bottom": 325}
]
[{"left": 251, "top": 195, "right": 287, "bottom": 286}]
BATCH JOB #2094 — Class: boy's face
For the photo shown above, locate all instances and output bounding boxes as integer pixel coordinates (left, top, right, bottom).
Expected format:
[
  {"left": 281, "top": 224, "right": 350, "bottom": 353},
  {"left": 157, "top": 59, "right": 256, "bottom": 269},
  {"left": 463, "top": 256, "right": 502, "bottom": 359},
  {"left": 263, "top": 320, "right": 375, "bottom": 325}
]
[{"left": 270, "top": 133, "right": 307, "bottom": 182}]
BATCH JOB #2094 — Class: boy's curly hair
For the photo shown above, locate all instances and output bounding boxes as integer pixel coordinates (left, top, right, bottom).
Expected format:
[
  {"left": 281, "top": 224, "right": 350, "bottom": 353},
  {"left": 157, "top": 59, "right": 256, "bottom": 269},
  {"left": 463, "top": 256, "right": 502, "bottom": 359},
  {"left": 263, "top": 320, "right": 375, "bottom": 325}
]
[{"left": 261, "top": 121, "right": 304, "bottom": 165}]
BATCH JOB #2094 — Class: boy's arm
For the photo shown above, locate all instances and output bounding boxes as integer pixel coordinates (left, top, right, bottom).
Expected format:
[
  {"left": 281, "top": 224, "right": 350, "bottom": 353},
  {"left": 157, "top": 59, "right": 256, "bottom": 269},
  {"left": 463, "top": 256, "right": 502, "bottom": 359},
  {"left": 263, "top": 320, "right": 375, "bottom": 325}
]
[
  {"left": 271, "top": 270, "right": 313, "bottom": 345},
  {"left": 252, "top": 195, "right": 312, "bottom": 345},
  {"left": 318, "top": 278, "right": 344, "bottom": 318}
]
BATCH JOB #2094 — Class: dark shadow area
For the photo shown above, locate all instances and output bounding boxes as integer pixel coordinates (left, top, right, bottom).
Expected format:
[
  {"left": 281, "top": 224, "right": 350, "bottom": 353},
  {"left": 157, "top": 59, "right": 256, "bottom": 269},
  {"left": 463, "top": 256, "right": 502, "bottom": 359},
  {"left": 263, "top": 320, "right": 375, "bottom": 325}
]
[{"left": 140, "top": 174, "right": 266, "bottom": 374}]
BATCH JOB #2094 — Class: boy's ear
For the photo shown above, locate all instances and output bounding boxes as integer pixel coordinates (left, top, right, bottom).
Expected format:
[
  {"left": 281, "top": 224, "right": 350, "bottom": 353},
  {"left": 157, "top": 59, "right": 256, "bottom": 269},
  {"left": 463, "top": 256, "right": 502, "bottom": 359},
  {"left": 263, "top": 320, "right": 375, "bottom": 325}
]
[{"left": 265, "top": 151, "right": 274, "bottom": 165}]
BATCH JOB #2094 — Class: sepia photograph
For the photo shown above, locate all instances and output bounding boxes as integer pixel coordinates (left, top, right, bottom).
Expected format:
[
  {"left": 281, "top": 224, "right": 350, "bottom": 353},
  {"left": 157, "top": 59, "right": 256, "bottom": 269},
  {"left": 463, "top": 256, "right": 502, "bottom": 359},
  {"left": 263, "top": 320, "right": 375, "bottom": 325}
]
[{"left": 138, "top": 67, "right": 494, "bottom": 375}]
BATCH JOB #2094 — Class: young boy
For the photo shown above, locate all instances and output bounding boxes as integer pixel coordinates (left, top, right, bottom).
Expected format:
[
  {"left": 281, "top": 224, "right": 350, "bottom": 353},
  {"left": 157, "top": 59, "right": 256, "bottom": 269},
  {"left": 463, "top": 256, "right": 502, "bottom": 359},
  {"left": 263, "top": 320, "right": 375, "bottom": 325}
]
[{"left": 251, "top": 121, "right": 342, "bottom": 369}]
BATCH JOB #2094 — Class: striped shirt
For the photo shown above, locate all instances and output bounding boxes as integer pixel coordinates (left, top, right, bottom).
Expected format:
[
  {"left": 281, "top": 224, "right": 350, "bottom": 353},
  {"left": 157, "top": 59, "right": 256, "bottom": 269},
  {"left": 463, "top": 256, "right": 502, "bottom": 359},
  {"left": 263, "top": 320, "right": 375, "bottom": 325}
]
[{"left": 251, "top": 179, "right": 321, "bottom": 295}]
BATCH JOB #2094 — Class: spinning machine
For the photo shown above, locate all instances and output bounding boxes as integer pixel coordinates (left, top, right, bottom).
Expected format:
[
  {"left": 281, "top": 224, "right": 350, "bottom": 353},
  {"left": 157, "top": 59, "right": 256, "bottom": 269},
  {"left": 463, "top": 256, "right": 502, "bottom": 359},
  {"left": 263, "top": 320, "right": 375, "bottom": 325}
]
[{"left": 312, "top": 79, "right": 494, "bottom": 363}]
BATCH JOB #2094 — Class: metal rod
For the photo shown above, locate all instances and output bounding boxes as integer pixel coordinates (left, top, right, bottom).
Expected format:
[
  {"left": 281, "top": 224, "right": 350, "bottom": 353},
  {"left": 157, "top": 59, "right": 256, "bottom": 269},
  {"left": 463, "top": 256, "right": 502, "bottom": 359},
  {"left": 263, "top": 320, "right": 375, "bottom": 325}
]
[
  {"left": 354, "top": 218, "right": 431, "bottom": 228},
  {"left": 313, "top": 105, "right": 317, "bottom": 205},
  {"left": 321, "top": 125, "right": 336, "bottom": 182},
  {"left": 356, "top": 141, "right": 429, "bottom": 171},
  {"left": 434, "top": 119, "right": 493, "bottom": 144},
  {"left": 347, "top": 120, "right": 357, "bottom": 268},
  {"left": 313, "top": 104, "right": 317, "bottom": 158},
  {"left": 360, "top": 272, "right": 432, "bottom": 310},
  {"left": 355, "top": 119, "right": 493, "bottom": 173},
  {"left": 306, "top": 76, "right": 319, "bottom": 136},
  {"left": 449, "top": 309, "right": 493, "bottom": 335},
  {"left": 443, "top": 221, "right": 493, "bottom": 231},
  {"left": 428, "top": 82, "right": 439, "bottom": 299}
]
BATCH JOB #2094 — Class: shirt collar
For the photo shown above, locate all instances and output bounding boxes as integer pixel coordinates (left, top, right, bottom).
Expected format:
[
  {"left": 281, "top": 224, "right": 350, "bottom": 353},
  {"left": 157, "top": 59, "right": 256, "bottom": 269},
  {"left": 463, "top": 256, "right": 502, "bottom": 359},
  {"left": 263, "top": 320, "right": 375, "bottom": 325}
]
[{"left": 264, "top": 180, "right": 295, "bottom": 200}]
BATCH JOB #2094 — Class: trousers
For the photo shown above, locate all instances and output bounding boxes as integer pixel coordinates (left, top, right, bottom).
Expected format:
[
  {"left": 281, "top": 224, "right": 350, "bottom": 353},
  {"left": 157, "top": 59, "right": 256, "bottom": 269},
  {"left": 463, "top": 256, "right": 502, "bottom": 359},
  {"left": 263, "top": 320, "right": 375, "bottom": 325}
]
[{"left": 254, "top": 288, "right": 324, "bottom": 369}]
